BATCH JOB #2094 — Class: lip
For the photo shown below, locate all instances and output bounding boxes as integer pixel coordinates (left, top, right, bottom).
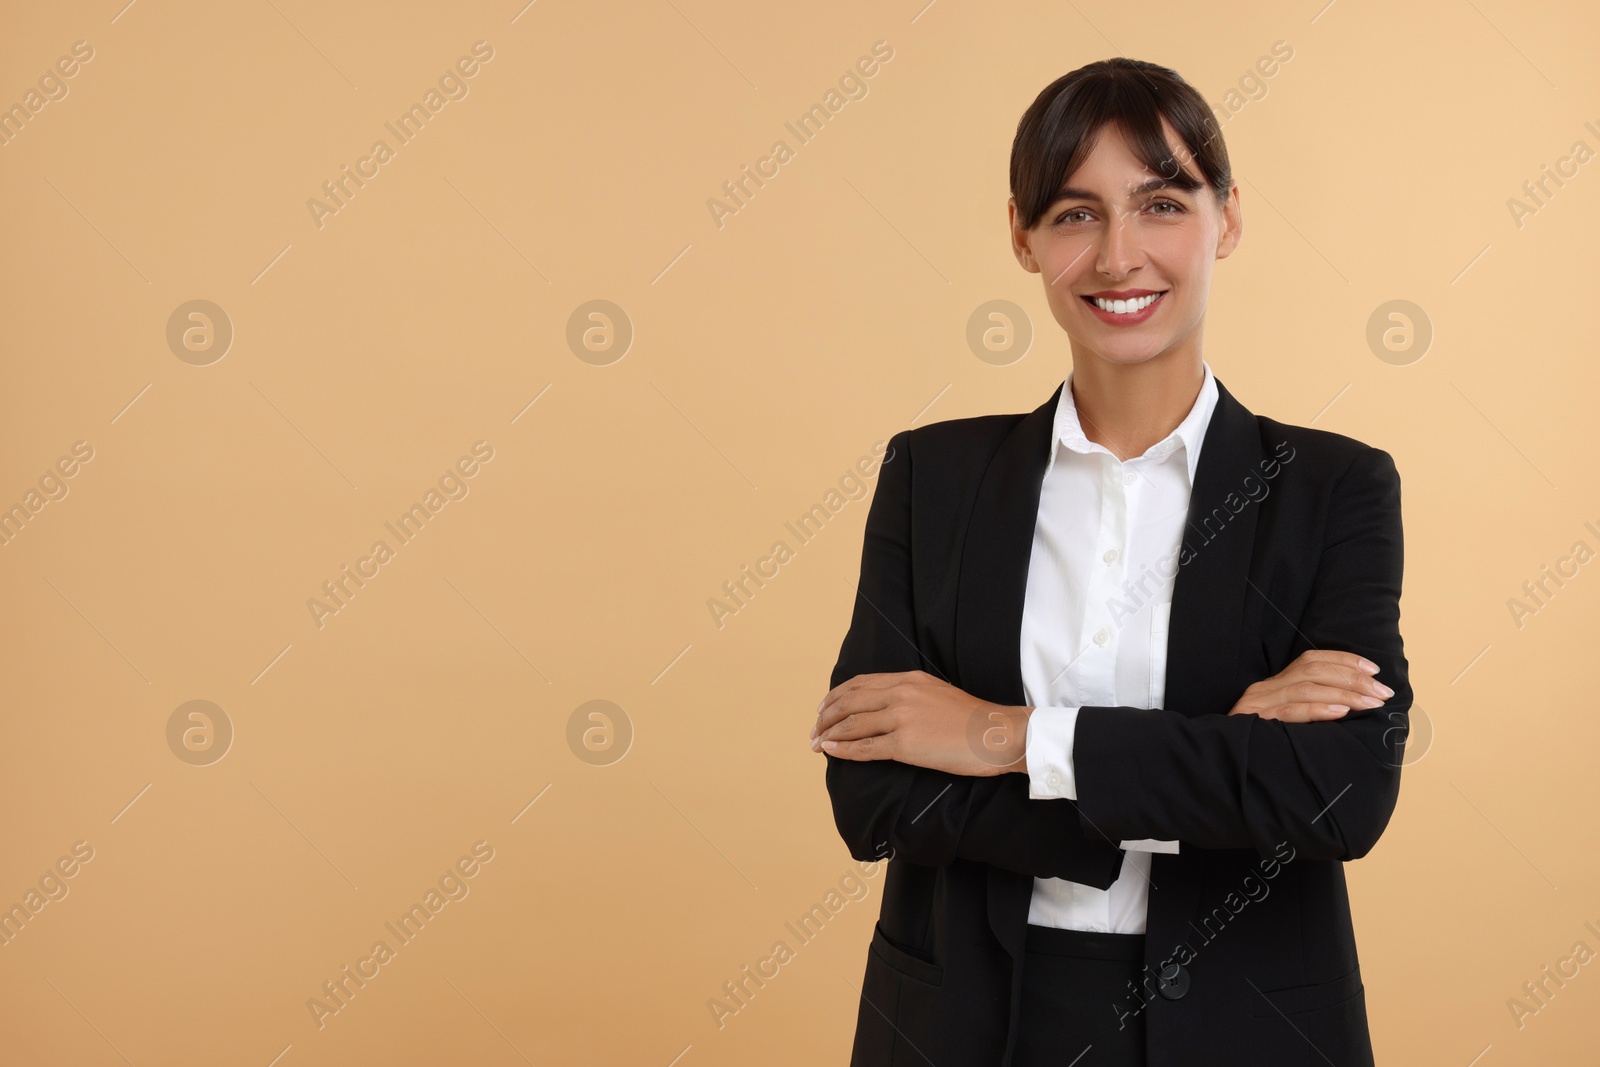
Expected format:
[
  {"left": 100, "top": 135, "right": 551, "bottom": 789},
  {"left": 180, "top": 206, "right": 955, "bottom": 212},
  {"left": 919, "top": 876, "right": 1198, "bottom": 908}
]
[{"left": 1080, "top": 289, "right": 1167, "bottom": 326}]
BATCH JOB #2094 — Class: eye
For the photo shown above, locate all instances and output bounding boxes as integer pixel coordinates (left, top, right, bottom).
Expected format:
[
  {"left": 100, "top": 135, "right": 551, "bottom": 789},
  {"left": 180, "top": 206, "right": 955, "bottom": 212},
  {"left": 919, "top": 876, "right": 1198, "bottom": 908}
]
[
  {"left": 1147, "top": 198, "right": 1185, "bottom": 216},
  {"left": 1053, "top": 208, "right": 1091, "bottom": 227}
]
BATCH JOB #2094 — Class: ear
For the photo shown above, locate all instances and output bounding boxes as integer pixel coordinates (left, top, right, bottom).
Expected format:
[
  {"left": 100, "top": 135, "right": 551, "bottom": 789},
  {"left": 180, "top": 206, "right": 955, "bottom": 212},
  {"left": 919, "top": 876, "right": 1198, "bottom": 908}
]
[
  {"left": 1008, "top": 197, "right": 1041, "bottom": 274},
  {"left": 1215, "top": 184, "right": 1243, "bottom": 260}
]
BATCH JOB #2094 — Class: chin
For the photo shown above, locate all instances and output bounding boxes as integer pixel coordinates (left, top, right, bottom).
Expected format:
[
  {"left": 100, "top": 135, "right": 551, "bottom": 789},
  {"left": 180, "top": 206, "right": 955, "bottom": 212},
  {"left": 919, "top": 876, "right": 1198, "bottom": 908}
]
[
  {"left": 1099, "top": 348, "right": 1171, "bottom": 367},
  {"left": 1071, "top": 338, "right": 1172, "bottom": 365}
]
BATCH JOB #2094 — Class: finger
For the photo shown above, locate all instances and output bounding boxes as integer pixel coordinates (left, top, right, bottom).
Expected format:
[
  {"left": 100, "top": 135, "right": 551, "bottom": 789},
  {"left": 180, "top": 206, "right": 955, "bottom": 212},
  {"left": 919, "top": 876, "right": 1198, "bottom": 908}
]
[
  {"left": 1286, "top": 659, "right": 1388, "bottom": 694},
  {"left": 1280, "top": 680, "right": 1384, "bottom": 709},
  {"left": 816, "top": 674, "right": 870, "bottom": 717},
  {"left": 814, "top": 691, "right": 892, "bottom": 738},
  {"left": 815, "top": 676, "right": 874, "bottom": 733},
  {"left": 816, "top": 671, "right": 919, "bottom": 722},
  {"left": 820, "top": 733, "right": 893, "bottom": 761},
  {"left": 1294, "top": 649, "right": 1379, "bottom": 675},
  {"left": 814, "top": 708, "right": 896, "bottom": 748},
  {"left": 816, "top": 681, "right": 903, "bottom": 735},
  {"left": 1257, "top": 702, "right": 1351, "bottom": 723},
  {"left": 1238, "top": 678, "right": 1359, "bottom": 713},
  {"left": 1292, "top": 660, "right": 1392, "bottom": 697},
  {"left": 1288, "top": 659, "right": 1392, "bottom": 701},
  {"left": 1270, "top": 681, "right": 1381, "bottom": 710}
]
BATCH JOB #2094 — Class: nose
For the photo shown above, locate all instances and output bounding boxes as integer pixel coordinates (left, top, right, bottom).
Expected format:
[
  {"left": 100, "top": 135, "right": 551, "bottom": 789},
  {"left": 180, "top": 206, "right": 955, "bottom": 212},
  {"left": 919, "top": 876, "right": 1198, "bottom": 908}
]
[{"left": 1094, "top": 205, "right": 1143, "bottom": 278}]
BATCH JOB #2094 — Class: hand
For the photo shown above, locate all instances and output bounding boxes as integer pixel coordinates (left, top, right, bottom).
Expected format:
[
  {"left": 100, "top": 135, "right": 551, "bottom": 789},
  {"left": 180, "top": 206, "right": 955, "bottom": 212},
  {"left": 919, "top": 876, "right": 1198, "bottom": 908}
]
[
  {"left": 1228, "top": 649, "right": 1393, "bottom": 722},
  {"left": 810, "top": 670, "right": 1030, "bottom": 777}
]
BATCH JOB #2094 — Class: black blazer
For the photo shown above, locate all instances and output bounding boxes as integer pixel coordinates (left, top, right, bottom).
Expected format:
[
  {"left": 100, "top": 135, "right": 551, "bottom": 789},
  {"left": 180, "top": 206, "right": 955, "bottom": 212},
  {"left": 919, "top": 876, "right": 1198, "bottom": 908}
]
[{"left": 824, "top": 375, "right": 1409, "bottom": 1066}]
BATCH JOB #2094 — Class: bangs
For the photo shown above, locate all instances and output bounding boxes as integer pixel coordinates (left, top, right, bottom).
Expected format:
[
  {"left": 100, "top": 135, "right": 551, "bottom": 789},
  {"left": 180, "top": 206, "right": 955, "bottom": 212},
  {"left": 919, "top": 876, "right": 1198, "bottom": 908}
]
[{"left": 1011, "top": 59, "right": 1230, "bottom": 231}]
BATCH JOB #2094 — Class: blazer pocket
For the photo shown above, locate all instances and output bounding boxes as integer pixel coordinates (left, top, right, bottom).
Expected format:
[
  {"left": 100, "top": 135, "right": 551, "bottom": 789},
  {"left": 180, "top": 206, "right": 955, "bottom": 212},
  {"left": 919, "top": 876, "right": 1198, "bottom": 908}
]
[
  {"left": 1247, "top": 966, "right": 1364, "bottom": 1017},
  {"left": 869, "top": 921, "right": 944, "bottom": 987}
]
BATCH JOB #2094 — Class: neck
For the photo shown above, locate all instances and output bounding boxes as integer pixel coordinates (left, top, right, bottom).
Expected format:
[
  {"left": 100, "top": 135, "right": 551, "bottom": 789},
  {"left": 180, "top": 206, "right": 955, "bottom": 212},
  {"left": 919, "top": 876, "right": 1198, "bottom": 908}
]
[{"left": 1067, "top": 352, "right": 1205, "bottom": 461}]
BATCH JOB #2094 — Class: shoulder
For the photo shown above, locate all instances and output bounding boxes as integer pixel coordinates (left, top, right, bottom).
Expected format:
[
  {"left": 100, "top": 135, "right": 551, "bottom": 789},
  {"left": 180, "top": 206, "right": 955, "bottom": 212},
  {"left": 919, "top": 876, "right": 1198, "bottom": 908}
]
[
  {"left": 902, "top": 406, "right": 1011, "bottom": 444},
  {"left": 895, "top": 410, "right": 1023, "bottom": 461},
  {"left": 1247, "top": 415, "right": 1402, "bottom": 540},
  {"left": 1253, "top": 414, "right": 1399, "bottom": 486},
  {"left": 867, "top": 411, "right": 1028, "bottom": 519},
  {"left": 879, "top": 411, "right": 1026, "bottom": 497}
]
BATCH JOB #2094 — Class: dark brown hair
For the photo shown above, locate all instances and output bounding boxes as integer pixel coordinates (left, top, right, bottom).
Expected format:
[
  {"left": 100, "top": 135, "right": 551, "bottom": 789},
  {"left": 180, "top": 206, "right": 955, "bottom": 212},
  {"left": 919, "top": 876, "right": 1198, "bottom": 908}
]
[{"left": 1010, "top": 58, "right": 1232, "bottom": 231}]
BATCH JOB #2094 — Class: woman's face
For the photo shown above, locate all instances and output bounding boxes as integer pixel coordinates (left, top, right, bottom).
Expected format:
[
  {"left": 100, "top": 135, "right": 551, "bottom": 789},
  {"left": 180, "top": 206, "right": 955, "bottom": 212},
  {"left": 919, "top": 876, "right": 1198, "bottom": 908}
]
[{"left": 1010, "top": 116, "right": 1241, "bottom": 370}]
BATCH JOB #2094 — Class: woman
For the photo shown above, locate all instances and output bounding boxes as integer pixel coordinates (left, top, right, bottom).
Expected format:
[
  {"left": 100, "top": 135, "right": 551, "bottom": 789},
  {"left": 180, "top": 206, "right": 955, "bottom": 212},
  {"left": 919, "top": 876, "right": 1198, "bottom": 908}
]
[{"left": 810, "top": 58, "right": 1408, "bottom": 1066}]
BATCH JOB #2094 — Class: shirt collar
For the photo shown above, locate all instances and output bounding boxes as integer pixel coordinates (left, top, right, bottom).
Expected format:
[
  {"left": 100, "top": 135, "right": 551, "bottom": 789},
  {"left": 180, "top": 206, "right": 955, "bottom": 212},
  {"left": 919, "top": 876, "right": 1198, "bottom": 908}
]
[{"left": 1045, "top": 359, "right": 1219, "bottom": 486}]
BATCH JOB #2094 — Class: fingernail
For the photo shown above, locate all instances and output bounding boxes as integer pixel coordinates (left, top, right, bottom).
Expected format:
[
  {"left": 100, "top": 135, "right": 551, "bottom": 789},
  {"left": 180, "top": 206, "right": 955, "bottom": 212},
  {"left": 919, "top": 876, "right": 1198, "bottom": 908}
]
[
  {"left": 810, "top": 737, "right": 820, "bottom": 751},
  {"left": 821, "top": 740, "right": 838, "bottom": 751},
  {"left": 1375, "top": 682, "right": 1394, "bottom": 698},
  {"left": 1359, "top": 659, "right": 1379, "bottom": 674},
  {"left": 1332, "top": 705, "right": 1349, "bottom": 714}
]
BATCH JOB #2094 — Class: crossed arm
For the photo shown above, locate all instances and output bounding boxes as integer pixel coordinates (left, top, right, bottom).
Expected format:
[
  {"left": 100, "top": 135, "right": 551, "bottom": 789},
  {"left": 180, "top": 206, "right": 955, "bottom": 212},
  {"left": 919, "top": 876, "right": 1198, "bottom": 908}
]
[{"left": 816, "top": 430, "right": 1410, "bottom": 880}]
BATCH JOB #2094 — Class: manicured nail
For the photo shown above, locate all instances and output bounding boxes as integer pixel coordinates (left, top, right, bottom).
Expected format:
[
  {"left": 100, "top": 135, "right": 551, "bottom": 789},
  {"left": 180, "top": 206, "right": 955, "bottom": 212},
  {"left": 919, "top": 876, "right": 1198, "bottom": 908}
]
[
  {"left": 810, "top": 737, "right": 820, "bottom": 751},
  {"left": 1359, "top": 659, "right": 1379, "bottom": 674},
  {"left": 1374, "top": 682, "right": 1394, "bottom": 698},
  {"left": 821, "top": 740, "right": 838, "bottom": 751}
]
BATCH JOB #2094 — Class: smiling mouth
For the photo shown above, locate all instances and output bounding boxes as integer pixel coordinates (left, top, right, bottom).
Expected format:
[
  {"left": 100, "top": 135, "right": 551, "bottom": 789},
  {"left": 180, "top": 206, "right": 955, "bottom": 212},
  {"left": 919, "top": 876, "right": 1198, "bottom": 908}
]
[{"left": 1081, "top": 291, "right": 1167, "bottom": 315}]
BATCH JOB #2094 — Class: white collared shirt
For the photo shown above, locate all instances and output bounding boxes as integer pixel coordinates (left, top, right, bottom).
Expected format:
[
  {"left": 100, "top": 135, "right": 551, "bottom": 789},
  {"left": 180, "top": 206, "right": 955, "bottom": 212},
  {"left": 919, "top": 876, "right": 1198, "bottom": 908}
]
[{"left": 1021, "top": 360, "right": 1220, "bottom": 934}]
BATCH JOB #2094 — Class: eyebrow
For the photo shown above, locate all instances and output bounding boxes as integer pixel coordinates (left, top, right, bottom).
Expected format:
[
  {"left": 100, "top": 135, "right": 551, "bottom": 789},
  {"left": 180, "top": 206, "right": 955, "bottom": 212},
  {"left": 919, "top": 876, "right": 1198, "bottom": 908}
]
[{"left": 1049, "top": 176, "right": 1192, "bottom": 206}]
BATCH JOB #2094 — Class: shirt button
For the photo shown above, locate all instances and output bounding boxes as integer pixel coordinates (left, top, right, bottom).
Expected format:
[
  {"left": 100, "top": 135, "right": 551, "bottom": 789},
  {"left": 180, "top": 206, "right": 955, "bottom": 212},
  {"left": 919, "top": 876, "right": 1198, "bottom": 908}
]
[
  {"left": 1093, "top": 628, "right": 1109, "bottom": 645},
  {"left": 1102, "top": 548, "right": 1118, "bottom": 564},
  {"left": 1123, "top": 471, "right": 1137, "bottom": 485},
  {"left": 1048, "top": 771, "right": 1063, "bottom": 788}
]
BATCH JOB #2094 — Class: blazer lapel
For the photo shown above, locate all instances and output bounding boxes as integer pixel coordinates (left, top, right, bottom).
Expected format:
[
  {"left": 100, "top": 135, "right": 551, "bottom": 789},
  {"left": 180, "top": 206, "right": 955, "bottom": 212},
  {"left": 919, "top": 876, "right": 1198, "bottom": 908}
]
[
  {"left": 1166, "top": 376, "right": 1264, "bottom": 720},
  {"left": 953, "top": 382, "right": 1060, "bottom": 709},
  {"left": 956, "top": 374, "right": 1264, "bottom": 969},
  {"left": 952, "top": 382, "right": 1062, "bottom": 970}
]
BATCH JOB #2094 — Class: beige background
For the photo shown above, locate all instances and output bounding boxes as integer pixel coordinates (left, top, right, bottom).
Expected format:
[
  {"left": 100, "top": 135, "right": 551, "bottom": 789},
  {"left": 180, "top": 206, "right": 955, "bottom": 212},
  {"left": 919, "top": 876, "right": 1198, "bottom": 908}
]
[{"left": 1, "top": 0, "right": 1597, "bottom": 1063}]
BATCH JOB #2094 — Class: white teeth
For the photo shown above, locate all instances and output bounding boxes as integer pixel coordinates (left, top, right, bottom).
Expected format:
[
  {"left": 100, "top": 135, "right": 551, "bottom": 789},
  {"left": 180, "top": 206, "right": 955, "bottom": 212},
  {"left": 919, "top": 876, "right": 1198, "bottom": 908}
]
[{"left": 1093, "top": 292, "right": 1162, "bottom": 314}]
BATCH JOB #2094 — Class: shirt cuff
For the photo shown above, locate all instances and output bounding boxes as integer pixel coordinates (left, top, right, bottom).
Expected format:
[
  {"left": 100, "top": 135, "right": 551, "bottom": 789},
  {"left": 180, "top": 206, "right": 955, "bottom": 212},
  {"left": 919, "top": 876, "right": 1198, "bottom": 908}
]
[
  {"left": 1025, "top": 706, "right": 1080, "bottom": 800},
  {"left": 1119, "top": 838, "right": 1181, "bottom": 854}
]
